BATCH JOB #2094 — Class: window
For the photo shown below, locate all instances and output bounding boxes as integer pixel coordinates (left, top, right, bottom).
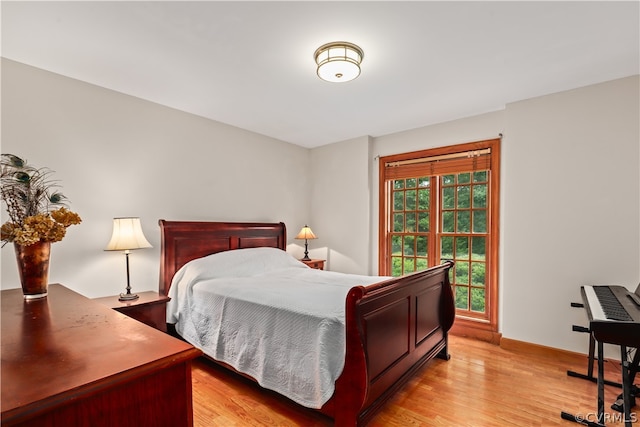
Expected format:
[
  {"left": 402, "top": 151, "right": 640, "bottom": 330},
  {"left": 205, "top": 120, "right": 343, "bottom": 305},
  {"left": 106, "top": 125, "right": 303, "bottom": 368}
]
[{"left": 379, "top": 138, "right": 500, "bottom": 333}]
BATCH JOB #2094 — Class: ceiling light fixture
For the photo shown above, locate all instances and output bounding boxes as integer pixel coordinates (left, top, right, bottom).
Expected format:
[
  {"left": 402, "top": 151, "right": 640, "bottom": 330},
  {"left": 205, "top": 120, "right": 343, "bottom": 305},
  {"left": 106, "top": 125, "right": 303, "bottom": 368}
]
[{"left": 314, "top": 41, "right": 364, "bottom": 83}]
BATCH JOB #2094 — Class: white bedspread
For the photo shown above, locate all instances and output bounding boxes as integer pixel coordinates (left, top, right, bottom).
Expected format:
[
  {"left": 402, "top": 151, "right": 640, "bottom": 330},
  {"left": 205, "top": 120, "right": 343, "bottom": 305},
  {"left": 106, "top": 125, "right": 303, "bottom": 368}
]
[{"left": 166, "top": 247, "right": 388, "bottom": 409}]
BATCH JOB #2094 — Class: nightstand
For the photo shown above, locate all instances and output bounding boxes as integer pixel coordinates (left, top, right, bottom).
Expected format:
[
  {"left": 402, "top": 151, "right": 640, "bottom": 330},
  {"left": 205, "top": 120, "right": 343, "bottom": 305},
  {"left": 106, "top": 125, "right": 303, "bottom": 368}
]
[
  {"left": 300, "top": 259, "right": 325, "bottom": 270},
  {"left": 93, "top": 291, "right": 170, "bottom": 332}
]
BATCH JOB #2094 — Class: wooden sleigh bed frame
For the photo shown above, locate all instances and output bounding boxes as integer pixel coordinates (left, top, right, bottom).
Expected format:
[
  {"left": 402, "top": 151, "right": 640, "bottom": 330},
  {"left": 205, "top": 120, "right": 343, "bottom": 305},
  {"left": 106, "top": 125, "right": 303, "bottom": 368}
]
[{"left": 159, "top": 220, "right": 455, "bottom": 426}]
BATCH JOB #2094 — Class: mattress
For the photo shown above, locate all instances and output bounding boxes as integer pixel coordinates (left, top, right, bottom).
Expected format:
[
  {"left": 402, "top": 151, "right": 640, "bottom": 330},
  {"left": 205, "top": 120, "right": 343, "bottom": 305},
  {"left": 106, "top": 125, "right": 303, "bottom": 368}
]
[{"left": 166, "top": 247, "right": 388, "bottom": 408}]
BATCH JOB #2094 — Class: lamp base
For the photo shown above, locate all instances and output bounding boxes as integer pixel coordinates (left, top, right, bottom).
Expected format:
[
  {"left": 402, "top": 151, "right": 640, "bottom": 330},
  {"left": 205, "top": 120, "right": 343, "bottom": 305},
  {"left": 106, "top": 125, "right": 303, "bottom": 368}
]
[
  {"left": 118, "top": 292, "right": 139, "bottom": 301},
  {"left": 301, "top": 256, "right": 311, "bottom": 261}
]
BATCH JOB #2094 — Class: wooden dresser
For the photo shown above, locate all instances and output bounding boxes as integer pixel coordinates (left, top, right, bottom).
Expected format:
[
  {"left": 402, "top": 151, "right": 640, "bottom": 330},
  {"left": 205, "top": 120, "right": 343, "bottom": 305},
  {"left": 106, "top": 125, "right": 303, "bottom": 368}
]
[{"left": 1, "top": 284, "right": 202, "bottom": 427}]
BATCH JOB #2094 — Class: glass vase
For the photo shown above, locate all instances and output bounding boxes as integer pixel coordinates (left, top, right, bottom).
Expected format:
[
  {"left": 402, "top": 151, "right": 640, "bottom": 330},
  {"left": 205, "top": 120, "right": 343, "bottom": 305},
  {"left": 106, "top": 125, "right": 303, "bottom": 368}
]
[{"left": 14, "top": 241, "right": 51, "bottom": 299}]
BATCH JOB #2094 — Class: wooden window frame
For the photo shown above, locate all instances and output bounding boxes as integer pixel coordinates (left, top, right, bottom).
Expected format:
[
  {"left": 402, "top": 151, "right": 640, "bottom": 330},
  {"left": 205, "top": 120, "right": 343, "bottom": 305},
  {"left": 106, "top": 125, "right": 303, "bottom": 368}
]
[{"left": 378, "top": 138, "right": 501, "bottom": 338}]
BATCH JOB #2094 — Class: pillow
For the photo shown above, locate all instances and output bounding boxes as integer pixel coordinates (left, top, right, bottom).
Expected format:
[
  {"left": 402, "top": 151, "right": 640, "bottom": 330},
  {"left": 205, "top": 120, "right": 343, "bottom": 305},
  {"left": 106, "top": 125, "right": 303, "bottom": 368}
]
[{"left": 175, "top": 247, "right": 306, "bottom": 284}]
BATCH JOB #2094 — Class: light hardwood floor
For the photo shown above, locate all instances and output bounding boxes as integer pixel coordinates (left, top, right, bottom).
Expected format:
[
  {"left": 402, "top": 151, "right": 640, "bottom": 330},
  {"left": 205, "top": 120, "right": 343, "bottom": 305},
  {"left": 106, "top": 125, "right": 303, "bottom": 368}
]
[{"left": 191, "top": 335, "right": 638, "bottom": 426}]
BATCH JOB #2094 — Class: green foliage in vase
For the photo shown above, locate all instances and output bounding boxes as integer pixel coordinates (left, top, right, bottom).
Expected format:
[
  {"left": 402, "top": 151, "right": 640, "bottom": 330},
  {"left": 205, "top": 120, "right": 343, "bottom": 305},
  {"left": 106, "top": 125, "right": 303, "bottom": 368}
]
[{"left": 1, "top": 154, "right": 81, "bottom": 246}]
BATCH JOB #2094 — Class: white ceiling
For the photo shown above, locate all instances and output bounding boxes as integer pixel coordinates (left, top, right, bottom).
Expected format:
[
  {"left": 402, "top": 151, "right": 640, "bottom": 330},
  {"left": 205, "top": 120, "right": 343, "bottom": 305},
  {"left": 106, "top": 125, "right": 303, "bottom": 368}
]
[{"left": 2, "top": 1, "right": 639, "bottom": 148}]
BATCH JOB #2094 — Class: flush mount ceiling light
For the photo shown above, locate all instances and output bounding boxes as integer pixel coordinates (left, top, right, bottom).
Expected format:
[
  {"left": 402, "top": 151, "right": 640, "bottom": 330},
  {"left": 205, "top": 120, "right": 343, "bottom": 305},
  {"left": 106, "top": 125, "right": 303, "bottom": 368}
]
[{"left": 314, "top": 41, "right": 364, "bottom": 83}]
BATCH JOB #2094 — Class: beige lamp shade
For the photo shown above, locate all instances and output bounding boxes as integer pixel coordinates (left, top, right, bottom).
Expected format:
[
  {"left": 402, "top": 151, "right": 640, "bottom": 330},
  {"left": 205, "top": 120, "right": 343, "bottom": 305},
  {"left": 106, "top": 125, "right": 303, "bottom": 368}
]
[
  {"left": 295, "top": 225, "right": 317, "bottom": 240},
  {"left": 105, "top": 217, "right": 152, "bottom": 251},
  {"left": 295, "top": 225, "right": 317, "bottom": 261}
]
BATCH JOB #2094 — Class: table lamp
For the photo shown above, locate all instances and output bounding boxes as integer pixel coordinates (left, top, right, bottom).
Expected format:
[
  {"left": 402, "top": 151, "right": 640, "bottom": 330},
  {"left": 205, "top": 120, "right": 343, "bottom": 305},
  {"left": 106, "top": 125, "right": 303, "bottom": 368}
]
[
  {"left": 105, "top": 217, "right": 152, "bottom": 301},
  {"left": 295, "top": 225, "right": 317, "bottom": 261}
]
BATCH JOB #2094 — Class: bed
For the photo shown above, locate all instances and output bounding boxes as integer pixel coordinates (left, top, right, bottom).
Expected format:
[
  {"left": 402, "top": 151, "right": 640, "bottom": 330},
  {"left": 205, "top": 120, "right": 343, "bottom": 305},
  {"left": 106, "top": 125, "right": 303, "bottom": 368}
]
[{"left": 159, "top": 220, "right": 455, "bottom": 426}]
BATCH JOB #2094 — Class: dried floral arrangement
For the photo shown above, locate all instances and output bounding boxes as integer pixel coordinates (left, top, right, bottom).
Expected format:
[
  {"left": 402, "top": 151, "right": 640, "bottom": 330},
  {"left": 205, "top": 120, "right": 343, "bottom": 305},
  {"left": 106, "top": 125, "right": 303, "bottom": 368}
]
[{"left": 1, "top": 154, "right": 81, "bottom": 246}]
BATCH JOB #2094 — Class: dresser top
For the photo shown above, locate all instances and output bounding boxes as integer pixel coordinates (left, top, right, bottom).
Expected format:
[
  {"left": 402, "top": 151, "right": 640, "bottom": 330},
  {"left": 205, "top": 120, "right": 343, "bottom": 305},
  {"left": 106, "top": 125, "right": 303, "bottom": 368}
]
[{"left": 1, "top": 284, "right": 200, "bottom": 416}]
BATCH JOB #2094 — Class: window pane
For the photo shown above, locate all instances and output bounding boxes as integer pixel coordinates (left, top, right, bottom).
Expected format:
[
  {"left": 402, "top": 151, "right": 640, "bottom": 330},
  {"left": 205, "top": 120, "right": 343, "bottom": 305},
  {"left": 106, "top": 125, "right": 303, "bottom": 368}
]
[
  {"left": 471, "top": 236, "right": 486, "bottom": 260},
  {"left": 455, "top": 237, "right": 469, "bottom": 259},
  {"left": 441, "top": 236, "right": 453, "bottom": 259},
  {"left": 455, "top": 261, "right": 469, "bottom": 284},
  {"left": 393, "top": 191, "right": 404, "bottom": 211},
  {"left": 393, "top": 213, "right": 404, "bottom": 232},
  {"left": 471, "top": 288, "right": 485, "bottom": 312},
  {"left": 393, "top": 180, "right": 405, "bottom": 189},
  {"left": 471, "top": 262, "right": 486, "bottom": 286},
  {"left": 457, "top": 211, "right": 470, "bottom": 233},
  {"left": 473, "top": 210, "right": 487, "bottom": 233},
  {"left": 457, "top": 185, "right": 470, "bottom": 208},
  {"left": 416, "top": 257, "right": 428, "bottom": 271},
  {"left": 455, "top": 286, "right": 469, "bottom": 310},
  {"left": 391, "top": 235, "right": 402, "bottom": 255},
  {"left": 416, "top": 236, "right": 427, "bottom": 256},
  {"left": 442, "top": 174, "right": 455, "bottom": 185},
  {"left": 473, "top": 183, "right": 487, "bottom": 208},
  {"left": 404, "top": 257, "right": 415, "bottom": 273},
  {"left": 403, "top": 235, "right": 414, "bottom": 256},
  {"left": 458, "top": 172, "right": 471, "bottom": 184},
  {"left": 442, "top": 187, "right": 455, "bottom": 209},
  {"left": 406, "top": 213, "right": 416, "bottom": 232},
  {"left": 392, "top": 256, "right": 403, "bottom": 276},
  {"left": 418, "top": 177, "right": 430, "bottom": 187},
  {"left": 406, "top": 190, "right": 416, "bottom": 210},
  {"left": 418, "top": 212, "right": 429, "bottom": 232},
  {"left": 418, "top": 188, "right": 430, "bottom": 210},
  {"left": 442, "top": 211, "right": 454, "bottom": 232},
  {"left": 473, "top": 171, "right": 487, "bottom": 183},
  {"left": 406, "top": 178, "right": 417, "bottom": 188}
]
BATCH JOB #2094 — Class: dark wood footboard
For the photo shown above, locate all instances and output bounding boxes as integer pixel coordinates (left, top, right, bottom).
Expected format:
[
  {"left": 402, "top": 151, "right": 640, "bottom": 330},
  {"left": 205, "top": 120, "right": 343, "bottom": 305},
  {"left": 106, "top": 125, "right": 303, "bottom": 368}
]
[{"left": 322, "top": 262, "right": 455, "bottom": 426}]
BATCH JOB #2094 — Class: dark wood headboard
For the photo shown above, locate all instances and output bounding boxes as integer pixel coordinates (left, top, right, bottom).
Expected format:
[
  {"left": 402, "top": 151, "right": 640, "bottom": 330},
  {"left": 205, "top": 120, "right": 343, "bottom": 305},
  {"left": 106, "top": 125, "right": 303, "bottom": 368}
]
[{"left": 158, "top": 220, "right": 287, "bottom": 296}]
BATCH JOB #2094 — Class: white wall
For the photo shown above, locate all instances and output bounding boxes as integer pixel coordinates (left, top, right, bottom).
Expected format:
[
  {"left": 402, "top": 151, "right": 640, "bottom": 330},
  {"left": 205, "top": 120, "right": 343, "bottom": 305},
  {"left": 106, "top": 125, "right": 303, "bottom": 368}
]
[
  {"left": 3, "top": 58, "right": 639, "bottom": 355},
  {"left": 501, "top": 76, "right": 639, "bottom": 354},
  {"left": 323, "top": 76, "right": 638, "bottom": 354},
  {"left": 308, "top": 136, "right": 372, "bottom": 274},
  {"left": 1, "top": 59, "right": 311, "bottom": 298}
]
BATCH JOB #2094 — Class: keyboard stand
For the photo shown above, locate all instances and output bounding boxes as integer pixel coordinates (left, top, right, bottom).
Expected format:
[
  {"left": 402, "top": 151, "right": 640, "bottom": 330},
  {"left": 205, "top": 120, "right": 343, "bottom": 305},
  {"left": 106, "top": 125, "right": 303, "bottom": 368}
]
[
  {"left": 566, "top": 310, "right": 622, "bottom": 388},
  {"left": 562, "top": 342, "right": 638, "bottom": 427},
  {"left": 562, "top": 339, "right": 608, "bottom": 427},
  {"left": 567, "top": 329, "right": 623, "bottom": 388},
  {"left": 619, "top": 345, "right": 634, "bottom": 427}
]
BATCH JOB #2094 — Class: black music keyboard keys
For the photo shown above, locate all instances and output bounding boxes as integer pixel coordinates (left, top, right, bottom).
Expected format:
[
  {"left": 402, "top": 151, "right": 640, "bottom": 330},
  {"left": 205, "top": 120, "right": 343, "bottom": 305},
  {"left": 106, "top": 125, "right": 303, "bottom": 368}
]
[{"left": 593, "top": 286, "right": 634, "bottom": 321}]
